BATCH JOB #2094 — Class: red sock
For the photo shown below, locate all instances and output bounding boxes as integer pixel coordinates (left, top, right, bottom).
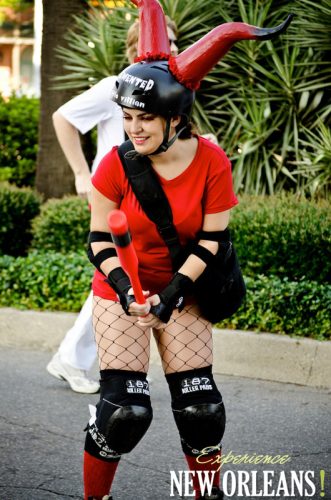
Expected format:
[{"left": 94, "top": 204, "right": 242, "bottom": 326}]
[
  {"left": 185, "top": 450, "right": 222, "bottom": 499},
  {"left": 83, "top": 451, "right": 120, "bottom": 500}
]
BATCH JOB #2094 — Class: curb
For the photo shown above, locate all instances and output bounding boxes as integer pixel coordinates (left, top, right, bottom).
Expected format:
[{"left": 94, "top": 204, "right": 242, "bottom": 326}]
[{"left": 1, "top": 307, "right": 330, "bottom": 389}]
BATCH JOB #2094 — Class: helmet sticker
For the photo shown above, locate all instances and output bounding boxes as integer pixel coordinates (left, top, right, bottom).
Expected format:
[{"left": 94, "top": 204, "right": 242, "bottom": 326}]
[
  {"left": 121, "top": 96, "right": 145, "bottom": 108},
  {"left": 119, "top": 71, "right": 155, "bottom": 91},
  {"left": 111, "top": 89, "right": 146, "bottom": 109}
]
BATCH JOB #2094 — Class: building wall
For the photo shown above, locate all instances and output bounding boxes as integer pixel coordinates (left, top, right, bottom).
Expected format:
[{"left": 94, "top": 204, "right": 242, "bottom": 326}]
[
  {"left": 0, "top": 5, "right": 36, "bottom": 97},
  {"left": 0, "top": 43, "right": 12, "bottom": 96}
]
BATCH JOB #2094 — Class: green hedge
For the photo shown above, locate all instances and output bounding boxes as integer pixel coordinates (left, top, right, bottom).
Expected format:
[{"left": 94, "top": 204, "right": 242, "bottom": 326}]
[
  {"left": 0, "top": 183, "right": 41, "bottom": 256},
  {"left": 27, "top": 193, "right": 330, "bottom": 284},
  {"left": 0, "top": 252, "right": 93, "bottom": 312},
  {"left": 1, "top": 190, "right": 329, "bottom": 340},
  {"left": 0, "top": 95, "right": 39, "bottom": 187},
  {"left": 218, "top": 275, "right": 331, "bottom": 341},
  {"left": 231, "top": 195, "right": 330, "bottom": 283},
  {"left": 0, "top": 251, "right": 329, "bottom": 340},
  {"left": 4, "top": 189, "right": 328, "bottom": 286},
  {"left": 30, "top": 196, "right": 90, "bottom": 253}
]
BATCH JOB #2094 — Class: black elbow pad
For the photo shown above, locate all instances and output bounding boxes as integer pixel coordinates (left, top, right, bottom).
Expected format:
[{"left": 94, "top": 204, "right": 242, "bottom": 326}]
[{"left": 87, "top": 231, "right": 116, "bottom": 275}]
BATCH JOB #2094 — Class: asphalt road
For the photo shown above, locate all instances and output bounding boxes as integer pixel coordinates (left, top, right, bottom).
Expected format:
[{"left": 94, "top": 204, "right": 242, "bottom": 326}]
[{"left": 0, "top": 348, "right": 330, "bottom": 500}]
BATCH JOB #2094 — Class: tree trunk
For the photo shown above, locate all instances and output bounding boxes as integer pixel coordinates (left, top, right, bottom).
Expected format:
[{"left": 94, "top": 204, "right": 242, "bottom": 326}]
[{"left": 36, "top": 0, "right": 86, "bottom": 199}]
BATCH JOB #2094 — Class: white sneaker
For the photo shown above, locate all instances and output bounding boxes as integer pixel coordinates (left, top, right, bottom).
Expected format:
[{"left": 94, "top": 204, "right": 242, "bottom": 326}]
[{"left": 46, "top": 352, "right": 100, "bottom": 394}]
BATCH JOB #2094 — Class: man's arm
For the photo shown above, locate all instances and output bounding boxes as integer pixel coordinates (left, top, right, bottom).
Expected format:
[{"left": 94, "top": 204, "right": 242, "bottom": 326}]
[{"left": 52, "top": 110, "right": 92, "bottom": 200}]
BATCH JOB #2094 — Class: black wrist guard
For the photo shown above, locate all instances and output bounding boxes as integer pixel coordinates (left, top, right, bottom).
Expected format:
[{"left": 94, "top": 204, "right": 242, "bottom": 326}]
[
  {"left": 106, "top": 267, "right": 134, "bottom": 315},
  {"left": 151, "top": 272, "right": 193, "bottom": 324}
]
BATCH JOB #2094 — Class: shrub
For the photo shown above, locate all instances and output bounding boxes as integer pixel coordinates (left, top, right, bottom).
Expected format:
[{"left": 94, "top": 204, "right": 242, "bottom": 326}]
[
  {"left": 28, "top": 194, "right": 330, "bottom": 285},
  {"left": 30, "top": 196, "right": 90, "bottom": 253},
  {"left": 231, "top": 194, "right": 330, "bottom": 283},
  {"left": 0, "top": 250, "right": 329, "bottom": 339},
  {"left": 218, "top": 275, "right": 331, "bottom": 341},
  {"left": 0, "top": 95, "right": 39, "bottom": 187},
  {"left": 0, "top": 252, "right": 93, "bottom": 312},
  {"left": 0, "top": 183, "right": 41, "bottom": 256}
]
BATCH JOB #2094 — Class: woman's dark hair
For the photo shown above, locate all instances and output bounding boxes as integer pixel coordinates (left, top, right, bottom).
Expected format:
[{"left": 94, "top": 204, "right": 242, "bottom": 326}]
[{"left": 177, "top": 120, "right": 196, "bottom": 139}]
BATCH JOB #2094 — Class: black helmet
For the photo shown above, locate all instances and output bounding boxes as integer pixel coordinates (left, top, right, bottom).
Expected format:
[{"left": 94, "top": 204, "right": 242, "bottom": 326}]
[
  {"left": 111, "top": 60, "right": 194, "bottom": 120},
  {"left": 111, "top": 59, "right": 194, "bottom": 156}
]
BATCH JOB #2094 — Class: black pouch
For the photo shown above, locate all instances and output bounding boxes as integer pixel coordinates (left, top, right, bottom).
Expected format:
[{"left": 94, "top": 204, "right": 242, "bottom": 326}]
[{"left": 193, "top": 241, "right": 246, "bottom": 323}]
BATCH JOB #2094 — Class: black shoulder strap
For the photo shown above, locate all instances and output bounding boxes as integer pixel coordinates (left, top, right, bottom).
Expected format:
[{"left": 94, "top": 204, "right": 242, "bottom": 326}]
[{"left": 117, "top": 141, "right": 182, "bottom": 265}]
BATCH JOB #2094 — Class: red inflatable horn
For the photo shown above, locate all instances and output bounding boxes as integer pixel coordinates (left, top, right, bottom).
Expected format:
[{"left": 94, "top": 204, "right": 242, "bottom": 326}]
[
  {"left": 130, "top": 0, "right": 170, "bottom": 61},
  {"left": 169, "top": 15, "right": 293, "bottom": 90},
  {"left": 107, "top": 209, "right": 146, "bottom": 305}
]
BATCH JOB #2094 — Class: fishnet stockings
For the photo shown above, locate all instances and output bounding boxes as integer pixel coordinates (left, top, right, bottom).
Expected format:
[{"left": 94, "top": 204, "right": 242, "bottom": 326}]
[
  {"left": 153, "top": 304, "right": 213, "bottom": 374},
  {"left": 93, "top": 297, "right": 213, "bottom": 374},
  {"left": 93, "top": 297, "right": 150, "bottom": 372}
]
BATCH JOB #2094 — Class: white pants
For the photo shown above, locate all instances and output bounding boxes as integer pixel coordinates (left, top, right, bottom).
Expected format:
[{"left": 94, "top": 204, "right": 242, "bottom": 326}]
[{"left": 58, "top": 291, "right": 96, "bottom": 371}]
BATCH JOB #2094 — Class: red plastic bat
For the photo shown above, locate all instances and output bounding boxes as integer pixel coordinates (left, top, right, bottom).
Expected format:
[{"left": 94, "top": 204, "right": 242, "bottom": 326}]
[{"left": 107, "top": 209, "right": 146, "bottom": 305}]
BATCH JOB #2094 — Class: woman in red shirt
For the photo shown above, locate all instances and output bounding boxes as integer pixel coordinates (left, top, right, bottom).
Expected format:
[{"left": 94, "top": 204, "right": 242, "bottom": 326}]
[{"left": 84, "top": 1, "right": 292, "bottom": 499}]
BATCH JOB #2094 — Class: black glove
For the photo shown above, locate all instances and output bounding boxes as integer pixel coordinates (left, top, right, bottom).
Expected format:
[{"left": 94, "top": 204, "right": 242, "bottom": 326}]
[
  {"left": 105, "top": 267, "right": 135, "bottom": 315},
  {"left": 150, "top": 272, "right": 193, "bottom": 324}
]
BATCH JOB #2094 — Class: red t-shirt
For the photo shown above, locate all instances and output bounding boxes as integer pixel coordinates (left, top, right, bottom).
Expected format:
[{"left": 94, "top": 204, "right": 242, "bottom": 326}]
[{"left": 91, "top": 136, "right": 238, "bottom": 300}]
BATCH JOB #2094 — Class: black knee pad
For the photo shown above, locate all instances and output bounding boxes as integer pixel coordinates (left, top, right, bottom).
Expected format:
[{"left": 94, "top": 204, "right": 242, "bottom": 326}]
[
  {"left": 166, "top": 366, "right": 226, "bottom": 456},
  {"left": 85, "top": 370, "right": 153, "bottom": 460}
]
